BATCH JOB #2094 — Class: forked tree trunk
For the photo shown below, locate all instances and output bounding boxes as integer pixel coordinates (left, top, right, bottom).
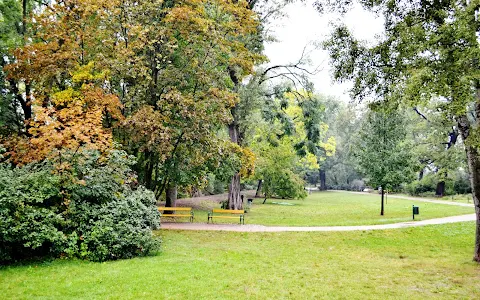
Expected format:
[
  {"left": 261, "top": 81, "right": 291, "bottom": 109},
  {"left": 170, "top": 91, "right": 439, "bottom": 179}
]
[
  {"left": 165, "top": 184, "right": 177, "bottom": 208},
  {"left": 255, "top": 179, "right": 263, "bottom": 197},
  {"left": 457, "top": 111, "right": 480, "bottom": 262},
  {"left": 228, "top": 173, "right": 242, "bottom": 210},
  {"left": 227, "top": 107, "right": 243, "bottom": 210}
]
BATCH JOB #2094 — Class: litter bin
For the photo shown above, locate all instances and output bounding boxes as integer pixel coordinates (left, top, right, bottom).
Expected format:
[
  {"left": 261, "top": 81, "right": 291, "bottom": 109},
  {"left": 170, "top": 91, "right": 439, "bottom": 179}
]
[{"left": 413, "top": 205, "right": 419, "bottom": 220}]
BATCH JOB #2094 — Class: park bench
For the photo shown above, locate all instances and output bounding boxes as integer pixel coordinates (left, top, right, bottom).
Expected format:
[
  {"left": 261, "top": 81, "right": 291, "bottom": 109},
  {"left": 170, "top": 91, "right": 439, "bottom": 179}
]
[
  {"left": 208, "top": 209, "right": 245, "bottom": 225},
  {"left": 158, "top": 207, "right": 194, "bottom": 223}
]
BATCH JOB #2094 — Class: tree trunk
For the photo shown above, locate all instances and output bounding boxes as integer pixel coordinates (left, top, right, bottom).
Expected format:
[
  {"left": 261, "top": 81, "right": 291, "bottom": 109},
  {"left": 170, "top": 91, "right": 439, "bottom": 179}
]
[
  {"left": 165, "top": 184, "right": 177, "bottom": 208},
  {"left": 380, "top": 188, "right": 385, "bottom": 216},
  {"left": 457, "top": 112, "right": 480, "bottom": 262},
  {"left": 319, "top": 168, "right": 326, "bottom": 190},
  {"left": 419, "top": 168, "right": 424, "bottom": 180},
  {"left": 255, "top": 179, "right": 263, "bottom": 197},
  {"left": 144, "top": 151, "right": 155, "bottom": 190},
  {"left": 192, "top": 186, "right": 202, "bottom": 197},
  {"left": 435, "top": 181, "right": 445, "bottom": 197},
  {"left": 228, "top": 173, "right": 242, "bottom": 210},
  {"left": 465, "top": 144, "right": 480, "bottom": 262},
  {"left": 227, "top": 106, "right": 243, "bottom": 210}
]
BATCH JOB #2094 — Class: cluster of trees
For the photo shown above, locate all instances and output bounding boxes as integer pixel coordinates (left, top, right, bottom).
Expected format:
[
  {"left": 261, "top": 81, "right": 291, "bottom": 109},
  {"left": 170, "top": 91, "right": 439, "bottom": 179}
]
[
  {"left": 317, "top": 0, "right": 480, "bottom": 261},
  {"left": 0, "top": 0, "right": 334, "bottom": 262},
  {"left": 305, "top": 97, "right": 469, "bottom": 203}
]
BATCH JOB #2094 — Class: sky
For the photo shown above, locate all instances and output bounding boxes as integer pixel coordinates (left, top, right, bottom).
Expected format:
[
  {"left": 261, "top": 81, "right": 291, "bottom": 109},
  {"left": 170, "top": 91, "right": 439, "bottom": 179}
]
[{"left": 263, "top": 0, "right": 384, "bottom": 101}]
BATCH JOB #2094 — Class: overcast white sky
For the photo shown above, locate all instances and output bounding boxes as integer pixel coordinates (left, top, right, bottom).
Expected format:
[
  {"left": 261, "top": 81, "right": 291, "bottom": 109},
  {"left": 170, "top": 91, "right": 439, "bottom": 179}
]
[{"left": 263, "top": 0, "right": 384, "bottom": 101}]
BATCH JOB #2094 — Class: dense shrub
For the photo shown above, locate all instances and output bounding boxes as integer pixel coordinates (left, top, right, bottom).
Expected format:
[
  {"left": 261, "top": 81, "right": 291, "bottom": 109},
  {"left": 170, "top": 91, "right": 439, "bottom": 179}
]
[
  {"left": 405, "top": 171, "right": 471, "bottom": 196},
  {"left": 405, "top": 176, "right": 437, "bottom": 195},
  {"left": 65, "top": 187, "right": 160, "bottom": 261},
  {"left": 262, "top": 169, "right": 307, "bottom": 199},
  {"left": 453, "top": 170, "right": 471, "bottom": 194},
  {"left": 0, "top": 162, "right": 65, "bottom": 262},
  {"left": 0, "top": 150, "right": 161, "bottom": 264}
]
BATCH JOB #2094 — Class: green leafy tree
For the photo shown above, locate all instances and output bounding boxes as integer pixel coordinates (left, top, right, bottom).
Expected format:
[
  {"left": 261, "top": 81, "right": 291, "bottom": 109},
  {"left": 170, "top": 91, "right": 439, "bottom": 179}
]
[
  {"left": 354, "top": 109, "right": 417, "bottom": 215},
  {"left": 110, "top": 0, "right": 261, "bottom": 207},
  {"left": 408, "top": 105, "right": 467, "bottom": 196}
]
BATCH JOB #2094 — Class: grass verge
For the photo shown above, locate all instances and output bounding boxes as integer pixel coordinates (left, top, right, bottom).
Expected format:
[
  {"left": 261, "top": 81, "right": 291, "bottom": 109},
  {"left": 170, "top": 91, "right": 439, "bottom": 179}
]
[{"left": 1, "top": 222, "right": 479, "bottom": 299}]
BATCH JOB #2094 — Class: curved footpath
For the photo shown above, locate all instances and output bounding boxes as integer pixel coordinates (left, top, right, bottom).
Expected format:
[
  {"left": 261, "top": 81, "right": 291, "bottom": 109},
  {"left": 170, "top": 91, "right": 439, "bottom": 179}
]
[
  {"left": 161, "top": 192, "right": 476, "bottom": 232},
  {"left": 330, "top": 190, "right": 474, "bottom": 207},
  {"left": 161, "top": 214, "right": 475, "bottom": 232}
]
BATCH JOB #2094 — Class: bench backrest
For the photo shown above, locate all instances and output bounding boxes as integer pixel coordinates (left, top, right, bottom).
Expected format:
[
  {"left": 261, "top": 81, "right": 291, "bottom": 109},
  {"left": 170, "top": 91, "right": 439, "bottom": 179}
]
[
  {"left": 158, "top": 207, "right": 192, "bottom": 212},
  {"left": 212, "top": 208, "right": 244, "bottom": 214}
]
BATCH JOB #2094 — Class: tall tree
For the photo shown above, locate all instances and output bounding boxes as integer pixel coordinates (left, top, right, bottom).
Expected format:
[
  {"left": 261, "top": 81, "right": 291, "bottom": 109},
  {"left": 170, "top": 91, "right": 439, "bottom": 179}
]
[
  {"left": 313, "top": 99, "right": 363, "bottom": 191},
  {"left": 354, "top": 109, "right": 417, "bottom": 215},
  {"left": 106, "top": 0, "right": 261, "bottom": 205},
  {"left": 224, "top": 0, "right": 320, "bottom": 209},
  {"left": 320, "top": 0, "right": 480, "bottom": 260}
]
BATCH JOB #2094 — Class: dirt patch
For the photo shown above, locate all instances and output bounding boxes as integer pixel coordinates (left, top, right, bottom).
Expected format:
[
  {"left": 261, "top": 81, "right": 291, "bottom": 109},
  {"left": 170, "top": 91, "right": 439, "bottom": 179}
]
[{"left": 158, "top": 190, "right": 257, "bottom": 210}]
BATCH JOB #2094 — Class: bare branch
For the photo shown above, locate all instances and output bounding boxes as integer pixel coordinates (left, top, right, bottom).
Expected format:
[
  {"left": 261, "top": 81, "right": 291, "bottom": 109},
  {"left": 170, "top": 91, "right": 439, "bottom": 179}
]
[{"left": 413, "top": 107, "right": 429, "bottom": 121}]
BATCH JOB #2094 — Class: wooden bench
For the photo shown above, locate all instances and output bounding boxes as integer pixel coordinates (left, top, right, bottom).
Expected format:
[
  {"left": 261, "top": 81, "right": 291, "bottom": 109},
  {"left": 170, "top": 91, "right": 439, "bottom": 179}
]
[
  {"left": 208, "top": 209, "right": 245, "bottom": 225},
  {"left": 158, "top": 207, "right": 194, "bottom": 223}
]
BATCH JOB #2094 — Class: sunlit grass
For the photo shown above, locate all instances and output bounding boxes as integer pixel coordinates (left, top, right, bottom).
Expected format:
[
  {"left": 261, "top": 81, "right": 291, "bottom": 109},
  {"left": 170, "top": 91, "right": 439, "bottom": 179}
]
[
  {"left": 185, "top": 191, "right": 473, "bottom": 226},
  {"left": 1, "top": 223, "right": 480, "bottom": 299}
]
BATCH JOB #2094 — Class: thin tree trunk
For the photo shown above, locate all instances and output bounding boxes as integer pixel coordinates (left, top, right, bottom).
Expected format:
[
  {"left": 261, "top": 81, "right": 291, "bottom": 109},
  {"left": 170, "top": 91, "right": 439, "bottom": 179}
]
[
  {"left": 380, "top": 188, "right": 385, "bottom": 216},
  {"left": 419, "top": 168, "right": 424, "bottom": 180},
  {"left": 165, "top": 183, "right": 177, "bottom": 208},
  {"left": 144, "top": 152, "right": 154, "bottom": 190},
  {"left": 255, "top": 179, "right": 263, "bottom": 197}
]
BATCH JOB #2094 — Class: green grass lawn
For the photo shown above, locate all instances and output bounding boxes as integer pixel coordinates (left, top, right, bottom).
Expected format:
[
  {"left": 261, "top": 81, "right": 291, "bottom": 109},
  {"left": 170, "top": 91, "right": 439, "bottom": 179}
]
[
  {"left": 182, "top": 191, "right": 473, "bottom": 226},
  {"left": 1, "top": 223, "right": 480, "bottom": 299},
  {"left": 394, "top": 193, "right": 474, "bottom": 204}
]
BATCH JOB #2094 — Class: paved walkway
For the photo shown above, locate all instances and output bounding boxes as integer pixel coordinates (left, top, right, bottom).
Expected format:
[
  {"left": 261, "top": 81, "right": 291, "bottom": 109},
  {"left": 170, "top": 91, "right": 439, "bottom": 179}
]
[
  {"left": 161, "top": 192, "right": 476, "bottom": 232},
  {"left": 330, "top": 190, "right": 474, "bottom": 207},
  {"left": 162, "top": 214, "right": 476, "bottom": 232}
]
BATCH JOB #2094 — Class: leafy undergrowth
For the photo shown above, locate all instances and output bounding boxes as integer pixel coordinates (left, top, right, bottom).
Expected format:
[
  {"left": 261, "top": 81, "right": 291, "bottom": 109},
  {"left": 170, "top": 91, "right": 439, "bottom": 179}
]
[
  {"left": 176, "top": 191, "right": 473, "bottom": 226},
  {"left": 1, "top": 223, "right": 480, "bottom": 299}
]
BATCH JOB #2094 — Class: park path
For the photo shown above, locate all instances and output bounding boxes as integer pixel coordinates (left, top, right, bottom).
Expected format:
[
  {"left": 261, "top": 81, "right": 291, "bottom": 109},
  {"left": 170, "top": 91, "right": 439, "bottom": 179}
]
[
  {"left": 161, "top": 191, "right": 475, "bottom": 232},
  {"left": 161, "top": 214, "right": 476, "bottom": 232},
  {"left": 329, "top": 190, "right": 474, "bottom": 207}
]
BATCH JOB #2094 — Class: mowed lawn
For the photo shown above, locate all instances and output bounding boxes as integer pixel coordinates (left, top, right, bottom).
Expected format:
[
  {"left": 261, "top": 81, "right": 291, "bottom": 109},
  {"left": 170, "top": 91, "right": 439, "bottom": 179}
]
[
  {"left": 188, "top": 191, "right": 473, "bottom": 226},
  {"left": 1, "top": 223, "right": 480, "bottom": 299}
]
